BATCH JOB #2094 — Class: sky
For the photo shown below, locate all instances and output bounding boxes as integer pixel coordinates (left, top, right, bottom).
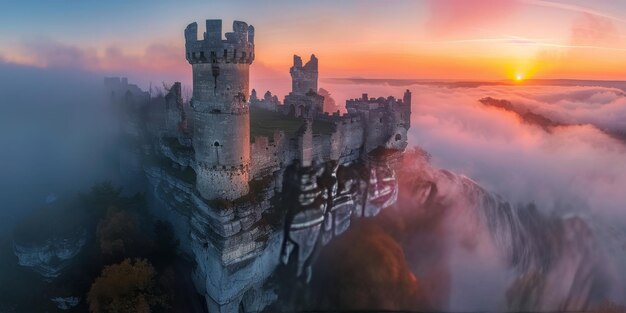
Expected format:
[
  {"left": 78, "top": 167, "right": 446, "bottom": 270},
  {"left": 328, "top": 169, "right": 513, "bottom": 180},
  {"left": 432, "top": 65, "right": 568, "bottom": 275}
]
[
  {"left": 2, "top": 2, "right": 626, "bottom": 308},
  {"left": 2, "top": 0, "right": 626, "bottom": 93}
]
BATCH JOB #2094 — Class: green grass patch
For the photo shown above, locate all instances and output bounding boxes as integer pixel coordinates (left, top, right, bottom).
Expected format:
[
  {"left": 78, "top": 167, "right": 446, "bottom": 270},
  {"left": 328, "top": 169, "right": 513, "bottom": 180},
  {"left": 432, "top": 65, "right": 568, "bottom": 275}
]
[
  {"left": 250, "top": 107, "right": 304, "bottom": 140},
  {"left": 250, "top": 107, "right": 337, "bottom": 140}
]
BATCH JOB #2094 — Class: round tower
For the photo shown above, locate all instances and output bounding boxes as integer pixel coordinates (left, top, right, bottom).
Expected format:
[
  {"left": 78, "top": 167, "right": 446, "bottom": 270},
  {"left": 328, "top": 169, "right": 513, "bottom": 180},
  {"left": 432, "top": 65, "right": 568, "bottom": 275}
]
[{"left": 185, "top": 19, "right": 255, "bottom": 200}]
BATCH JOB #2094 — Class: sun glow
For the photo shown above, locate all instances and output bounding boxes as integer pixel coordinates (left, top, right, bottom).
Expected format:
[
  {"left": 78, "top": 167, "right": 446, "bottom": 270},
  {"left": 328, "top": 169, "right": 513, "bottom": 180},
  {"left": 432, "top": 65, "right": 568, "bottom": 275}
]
[{"left": 515, "top": 74, "right": 524, "bottom": 81}]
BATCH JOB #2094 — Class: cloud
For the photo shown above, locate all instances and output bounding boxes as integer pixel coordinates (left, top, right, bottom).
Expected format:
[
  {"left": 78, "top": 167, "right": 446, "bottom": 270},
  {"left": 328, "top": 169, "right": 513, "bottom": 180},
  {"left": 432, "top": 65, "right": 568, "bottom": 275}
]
[
  {"left": 570, "top": 13, "right": 619, "bottom": 46},
  {"left": 13, "top": 39, "right": 189, "bottom": 89},
  {"left": 323, "top": 81, "right": 626, "bottom": 225},
  {"left": 10, "top": 38, "right": 291, "bottom": 96},
  {"left": 19, "top": 38, "right": 99, "bottom": 69},
  {"left": 413, "top": 85, "right": 626, "bottom": 219},
  {"left": 530, "top": 12, "right": 624, "bottom": 78},
  {"left": 326, "top": 80, "right": 626, "bottom": 309},
  {"left": 425, "top": 0, "right": 520, "bottom": 36},
  {"left": 526, "top": 0, "right": 626, "bottom": 24},
  {"left": 0, "top": 60, "right": 118, "bottom": 235}
]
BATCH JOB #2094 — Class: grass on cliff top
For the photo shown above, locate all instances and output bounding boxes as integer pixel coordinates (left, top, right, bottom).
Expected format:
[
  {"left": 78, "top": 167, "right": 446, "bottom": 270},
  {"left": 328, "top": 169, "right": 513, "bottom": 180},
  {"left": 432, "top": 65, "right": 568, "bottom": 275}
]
[
  {"left": 250, "top": 107, "right": 336, "bottom": 141},
  {"left": 250, "top": 107, "right": 304, "bottom": 140}
]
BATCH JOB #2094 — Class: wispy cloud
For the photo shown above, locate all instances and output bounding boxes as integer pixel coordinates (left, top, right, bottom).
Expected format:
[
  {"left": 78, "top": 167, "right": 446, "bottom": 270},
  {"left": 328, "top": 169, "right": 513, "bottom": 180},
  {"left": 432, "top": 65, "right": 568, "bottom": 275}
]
[
  {"left": 428, "top": 35, "right": 626, "bottom": 52},
  {"left": 525, "top": 0, "right": 626, "bottom": 23},
  {"left": 425, "top": 0, "right": 520, "bottom": 36}
]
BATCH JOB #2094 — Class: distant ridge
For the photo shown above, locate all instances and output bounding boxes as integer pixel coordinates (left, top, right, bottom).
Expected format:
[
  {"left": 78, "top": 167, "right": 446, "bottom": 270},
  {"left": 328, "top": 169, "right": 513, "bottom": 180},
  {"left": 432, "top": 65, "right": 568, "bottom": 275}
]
[{"left": 323, "top": 78, "right": 626, "bottom": 91}]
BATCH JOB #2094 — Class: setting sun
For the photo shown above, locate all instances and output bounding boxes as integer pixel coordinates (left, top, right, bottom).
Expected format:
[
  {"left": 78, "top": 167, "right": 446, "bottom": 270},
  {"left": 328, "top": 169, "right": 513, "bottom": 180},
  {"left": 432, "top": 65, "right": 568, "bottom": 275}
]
[{"left": 515, "top": 74, "right": 524, "bottom": 81}]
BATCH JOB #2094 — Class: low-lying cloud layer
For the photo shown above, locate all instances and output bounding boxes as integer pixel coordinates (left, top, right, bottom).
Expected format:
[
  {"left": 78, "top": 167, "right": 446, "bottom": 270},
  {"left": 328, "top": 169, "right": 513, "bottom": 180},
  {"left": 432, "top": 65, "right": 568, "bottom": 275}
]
[
  {"left": 324, "top": 81, "right": 626, "bottom": 221},
  {"left": 0, "top": 61, "right": 120, "bottom": 234},
  {"left": 314, "top": 80, "right": 626, "bottom": 310}
]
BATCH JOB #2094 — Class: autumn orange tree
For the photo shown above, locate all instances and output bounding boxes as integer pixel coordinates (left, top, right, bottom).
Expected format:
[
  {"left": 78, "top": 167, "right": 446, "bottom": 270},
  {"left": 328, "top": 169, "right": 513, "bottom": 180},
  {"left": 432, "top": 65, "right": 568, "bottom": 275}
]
[{"left": 87, "top": 258, "right": 167, "bottom": 313}]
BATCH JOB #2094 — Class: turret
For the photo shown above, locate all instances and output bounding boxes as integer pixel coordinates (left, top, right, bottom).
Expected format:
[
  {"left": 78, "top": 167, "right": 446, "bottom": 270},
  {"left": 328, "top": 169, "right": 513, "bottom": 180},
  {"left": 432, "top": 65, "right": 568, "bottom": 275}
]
[
  {"left": 403, "top": 89, "right": 411, "bottom": 106},
  {"left": 290, "top": 54, "right": 318, "bottom": 95},
  {"left": 402, "top": 89, "right": 412, "bottom": 128},
  {"left": 185, "top": 19, "right": 255, "bottom": 200}
]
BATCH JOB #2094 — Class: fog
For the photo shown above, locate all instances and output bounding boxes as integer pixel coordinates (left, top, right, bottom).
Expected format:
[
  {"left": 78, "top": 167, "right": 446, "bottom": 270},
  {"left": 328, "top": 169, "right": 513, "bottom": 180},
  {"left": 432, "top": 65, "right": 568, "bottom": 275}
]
[
  {"left": 317, "top": 80, "right": 626, "bottom": 310},
  {"left": 0, "top": 61, "right": 118, "bottom": 235},
  {"left": 2, "top": 58, "right": 625, "bottom": 310},
  {"left": 323, "top": 80, "right": 626, "bottom": 221}
]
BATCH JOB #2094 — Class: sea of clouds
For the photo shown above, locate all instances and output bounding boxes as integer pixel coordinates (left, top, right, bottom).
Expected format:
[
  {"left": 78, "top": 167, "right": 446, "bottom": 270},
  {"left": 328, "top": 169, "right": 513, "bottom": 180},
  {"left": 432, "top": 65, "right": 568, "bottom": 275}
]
[
  {"left": 317, "top": 80, "right": 626, "bottom": 310},
  {"left": 324, "top": 81, "right": 626, "bottom": 222}
]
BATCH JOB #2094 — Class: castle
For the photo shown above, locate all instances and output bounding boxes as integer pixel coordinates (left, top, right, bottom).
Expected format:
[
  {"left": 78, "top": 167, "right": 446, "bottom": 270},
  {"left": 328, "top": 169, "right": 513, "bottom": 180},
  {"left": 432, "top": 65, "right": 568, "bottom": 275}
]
[{"left": 109, "top": 19, "right": 411, "bottom": 313}]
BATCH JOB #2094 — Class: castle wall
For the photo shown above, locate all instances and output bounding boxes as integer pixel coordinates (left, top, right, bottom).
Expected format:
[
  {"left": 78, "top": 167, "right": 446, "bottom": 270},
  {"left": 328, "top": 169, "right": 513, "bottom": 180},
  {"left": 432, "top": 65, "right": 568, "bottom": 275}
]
[
  {"left": 338, "top": 118, "right": 365, "bottom": 161},
  {"left": 344, "top": 92, "right": 411, "bottom": 153},
  {"left": 311, "top": 134, "right": 330, "bottom": 163},
  {"left": 250, "top": 132, "right": 290, "bottom": 179},
  {"left": 364, "top": 109, "right": 391, "bottom": 152}
]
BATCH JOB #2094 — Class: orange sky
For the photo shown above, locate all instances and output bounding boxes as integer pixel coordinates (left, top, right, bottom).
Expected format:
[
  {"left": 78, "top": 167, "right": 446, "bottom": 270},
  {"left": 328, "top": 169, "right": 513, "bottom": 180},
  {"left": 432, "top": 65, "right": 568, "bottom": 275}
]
[{"left": 2, "top": 0, "right": 626, "bottom": 88}]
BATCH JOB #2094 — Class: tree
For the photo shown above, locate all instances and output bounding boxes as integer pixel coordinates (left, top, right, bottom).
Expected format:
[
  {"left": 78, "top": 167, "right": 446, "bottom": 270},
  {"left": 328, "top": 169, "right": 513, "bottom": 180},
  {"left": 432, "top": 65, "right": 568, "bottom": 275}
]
[
  {"left": 87, "top": 259, "right": 166, "bottom": 313},
  {"left": 96, "top": 207, "right": 142, "bottom": 260}
]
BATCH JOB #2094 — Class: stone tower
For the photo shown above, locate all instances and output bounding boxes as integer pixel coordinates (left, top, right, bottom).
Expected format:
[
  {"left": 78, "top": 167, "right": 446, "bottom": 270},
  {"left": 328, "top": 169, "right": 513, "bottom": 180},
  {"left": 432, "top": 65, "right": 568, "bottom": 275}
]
[
  {"left": 290, "top": 54, "right": 318, "bottom": 94},
  {"left": 185, "top": 20, "right": 255, "bottom": 200}
]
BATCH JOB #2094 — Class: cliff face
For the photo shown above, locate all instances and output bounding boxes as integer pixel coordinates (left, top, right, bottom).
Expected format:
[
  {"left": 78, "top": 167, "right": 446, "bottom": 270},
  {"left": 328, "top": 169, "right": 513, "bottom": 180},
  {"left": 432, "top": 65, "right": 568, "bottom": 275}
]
[
  {"left": 13, "top": 229, "right": 86, "bottom": 279},
  {"left": 12, "top": 198, "right": 88, "bottom": 280},
  {"left": 139, "top": 138, "right": 404, "bottom": 312},
  {"left": 50, "top": 296, "right": 81, "bottom": 310},
  {"left": 112, "top": 80, "right": 410, "bottom": 312},
  {"left": 392, "top": 151, "right": 620, "bottom": 312}
]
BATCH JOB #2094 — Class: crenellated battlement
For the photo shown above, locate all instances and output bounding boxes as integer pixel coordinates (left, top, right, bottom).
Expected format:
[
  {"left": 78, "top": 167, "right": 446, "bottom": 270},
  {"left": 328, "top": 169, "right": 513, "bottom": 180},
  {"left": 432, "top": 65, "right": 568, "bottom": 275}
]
[{"left": 185, "top": 20, "right": 255, "bottom": 65}]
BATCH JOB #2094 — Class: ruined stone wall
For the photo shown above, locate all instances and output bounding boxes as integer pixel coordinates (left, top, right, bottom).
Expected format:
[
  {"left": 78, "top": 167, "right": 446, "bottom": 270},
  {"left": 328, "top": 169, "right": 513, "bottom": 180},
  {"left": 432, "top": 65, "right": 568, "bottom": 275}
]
[
  {"left": 283, "top": 92, "right": 324, "bottom": 118},
  {"left": 344, "top": 93, "right": 411, "bottom": 153},
  {"left": 364, "top": 108, "right": 391, "bottom": 152},
  {"left": 163, "top": 83, "right": 183, "bottom": 138},
  {"left": 250, "top": 90, "right": 281, "bottom": 112},
  {"left": 250, "top": 132, "right": 290, "bottom": 179},
  {"left": 327, "top": 115, "right": 365, "bottom": 163},
  {"left": 290, "top": 55, "right": 318, "bottom": 95},
  {"left": 311, "top": 134, "right": 330, "bottom": 163}
]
